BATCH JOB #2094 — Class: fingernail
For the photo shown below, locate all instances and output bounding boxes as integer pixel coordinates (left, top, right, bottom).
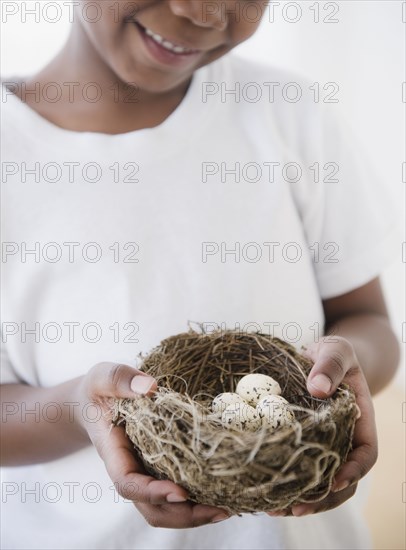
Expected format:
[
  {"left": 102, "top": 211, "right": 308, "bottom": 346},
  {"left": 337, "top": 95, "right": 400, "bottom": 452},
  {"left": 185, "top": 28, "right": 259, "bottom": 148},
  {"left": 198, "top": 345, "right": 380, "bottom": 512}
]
[
  {"left": 332, "top": 480, "right": 350, "bottom": 493},
  {"left": 267, "top": 510, "right": 287, "bottom": 517},
  {"left": 166, "top": 493, "right": 187, "bottom": 503},
  {"left": 211, "top": 513, "right": 229, "bottom": 523},
  {"left": 131, "top": 376, "right": 154, "bottom": 395},
  {"left": 310, "top": 374, "right": 332, "bottom": 394},
  {"left": 292, "top": 505, "right": 311, "bottom": 517}
]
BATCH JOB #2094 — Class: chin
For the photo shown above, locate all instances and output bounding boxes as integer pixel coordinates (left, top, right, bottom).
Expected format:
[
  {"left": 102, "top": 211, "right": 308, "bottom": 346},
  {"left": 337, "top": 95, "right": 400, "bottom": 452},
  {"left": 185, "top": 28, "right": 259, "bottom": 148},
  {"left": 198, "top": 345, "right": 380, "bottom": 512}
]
[{"left": 115, "top": 64, "right": 193, "bottom": 95}]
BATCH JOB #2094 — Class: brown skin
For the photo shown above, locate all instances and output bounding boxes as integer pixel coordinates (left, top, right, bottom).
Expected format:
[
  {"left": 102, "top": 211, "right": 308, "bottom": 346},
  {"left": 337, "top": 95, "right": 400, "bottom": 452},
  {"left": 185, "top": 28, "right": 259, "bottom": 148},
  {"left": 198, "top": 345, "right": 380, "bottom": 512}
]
[
  {"left": 2, "top": 0, "right": 400, "bottom": 529},
  {"left": 1, "top": 279, "right": 400, "bottom": 526},
  {"left": 15, "top": 0, "right": 266, "bottom": 133},
  {"left": 269, "top": 278, "right": 400, "bottom": 517}
]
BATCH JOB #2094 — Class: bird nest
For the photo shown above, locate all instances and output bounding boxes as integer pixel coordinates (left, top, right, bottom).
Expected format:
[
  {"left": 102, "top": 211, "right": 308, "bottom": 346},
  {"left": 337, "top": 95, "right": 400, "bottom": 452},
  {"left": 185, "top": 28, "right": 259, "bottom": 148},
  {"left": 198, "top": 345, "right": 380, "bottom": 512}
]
[{"left": 112, "top": 326, "right": 358, "bottom": 514}]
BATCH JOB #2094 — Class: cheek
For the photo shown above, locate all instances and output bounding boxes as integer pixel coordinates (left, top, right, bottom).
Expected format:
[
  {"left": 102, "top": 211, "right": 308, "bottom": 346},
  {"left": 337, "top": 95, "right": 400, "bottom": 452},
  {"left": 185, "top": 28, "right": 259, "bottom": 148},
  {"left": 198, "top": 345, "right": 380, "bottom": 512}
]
[
  {"left": 229, "top": 20, "right": 263, "bottom": 47},
  {"left": 77, "top": 3, "right": 122, "bottom": 57},
  {"left": 79, "top": 12, "right": 137, "bottom": 76},
  {"left": 77, "top": 0, "right": 142, "bottom": 58},
  {"left": 229, "top": 1, "right": 265, "bottom": 45}
]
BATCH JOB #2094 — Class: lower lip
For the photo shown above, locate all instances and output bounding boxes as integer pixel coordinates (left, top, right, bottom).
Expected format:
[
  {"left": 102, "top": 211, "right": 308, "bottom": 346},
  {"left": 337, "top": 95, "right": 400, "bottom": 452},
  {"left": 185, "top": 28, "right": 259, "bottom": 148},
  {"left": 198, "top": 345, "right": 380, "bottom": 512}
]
[{"left": 135, "top": 23, "right": 202, "bottom": 67}]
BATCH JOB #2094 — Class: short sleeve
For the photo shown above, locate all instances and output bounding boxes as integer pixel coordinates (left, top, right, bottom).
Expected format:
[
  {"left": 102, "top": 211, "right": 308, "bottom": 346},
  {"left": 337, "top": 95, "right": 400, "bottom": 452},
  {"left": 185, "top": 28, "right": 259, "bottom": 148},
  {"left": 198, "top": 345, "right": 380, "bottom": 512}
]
[
  {"left": 1, "top": 341, "right": 20, "bottom": 384},
  {"left": 290, "top": 105, "right": 401, "bottom": 300}
]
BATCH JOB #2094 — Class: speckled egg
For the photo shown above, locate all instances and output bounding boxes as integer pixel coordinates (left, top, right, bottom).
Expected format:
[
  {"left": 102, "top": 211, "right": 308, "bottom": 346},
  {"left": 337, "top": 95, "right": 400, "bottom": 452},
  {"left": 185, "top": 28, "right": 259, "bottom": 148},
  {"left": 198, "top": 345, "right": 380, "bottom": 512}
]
[
  {"left": 236, "top": 373, "right": 281, "bottom": 406},
  {"left": 211, "top": 392, "right": 246, "bottom": 419},
  {"left": 257, "top": 394, "right": 289, "bottom": 409},
  {"left": 221, "top": 402, "right": 262, "bottom": 432},
  {"left": 256, "top": 395, "right": 295, "bottom": 430}
]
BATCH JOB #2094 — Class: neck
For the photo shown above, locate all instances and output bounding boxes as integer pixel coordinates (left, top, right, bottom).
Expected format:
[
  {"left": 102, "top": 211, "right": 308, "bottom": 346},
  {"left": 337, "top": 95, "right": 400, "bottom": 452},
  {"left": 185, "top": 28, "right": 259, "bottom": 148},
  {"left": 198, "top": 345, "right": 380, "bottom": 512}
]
[{"left": 19, "top": 24, "right": 192, "bottom": 134}]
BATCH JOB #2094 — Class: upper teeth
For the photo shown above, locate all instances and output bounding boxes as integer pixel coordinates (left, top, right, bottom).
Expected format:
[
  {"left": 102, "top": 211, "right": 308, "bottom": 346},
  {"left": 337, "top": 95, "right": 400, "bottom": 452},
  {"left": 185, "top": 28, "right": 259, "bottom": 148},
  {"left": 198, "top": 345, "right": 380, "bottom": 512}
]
[{"left": 144, "top": 27, "right": 195, "bottom": 54}]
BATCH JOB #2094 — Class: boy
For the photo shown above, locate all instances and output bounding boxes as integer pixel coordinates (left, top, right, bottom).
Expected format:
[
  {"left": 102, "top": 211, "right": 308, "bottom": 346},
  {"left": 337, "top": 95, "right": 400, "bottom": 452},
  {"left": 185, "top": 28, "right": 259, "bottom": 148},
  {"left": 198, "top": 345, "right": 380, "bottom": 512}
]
[{"left": 1, "top": 1, "right": 400, "bottom": 548}]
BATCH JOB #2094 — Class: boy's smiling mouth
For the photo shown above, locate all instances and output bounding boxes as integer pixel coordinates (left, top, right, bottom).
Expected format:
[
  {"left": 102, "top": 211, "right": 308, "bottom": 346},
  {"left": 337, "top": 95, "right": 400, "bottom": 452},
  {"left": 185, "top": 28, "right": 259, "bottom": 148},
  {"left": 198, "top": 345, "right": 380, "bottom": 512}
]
[
  {"left": 133, "top": 20, "right": 204, "bottom": 66},
  {"left": 137, "top": 22, "right": 200, "bottom": 55}
]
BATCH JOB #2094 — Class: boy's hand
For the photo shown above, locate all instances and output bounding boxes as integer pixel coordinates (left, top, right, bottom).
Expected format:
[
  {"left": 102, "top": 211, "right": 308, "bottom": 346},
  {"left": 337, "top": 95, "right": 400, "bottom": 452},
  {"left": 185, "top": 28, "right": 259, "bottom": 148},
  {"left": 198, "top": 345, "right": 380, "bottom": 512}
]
[
  {"left": 76, "top": 362, "right": 230, "bottom": 528},
  {"left": 268, "top": 336, "right": 378, "bottom": 517}
]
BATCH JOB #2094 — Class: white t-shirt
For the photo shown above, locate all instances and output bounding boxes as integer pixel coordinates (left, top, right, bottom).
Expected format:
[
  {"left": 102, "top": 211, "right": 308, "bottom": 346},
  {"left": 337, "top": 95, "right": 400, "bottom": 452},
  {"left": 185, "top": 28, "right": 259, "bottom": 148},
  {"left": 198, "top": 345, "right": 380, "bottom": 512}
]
[{"left": 0, "top": 53, "right": 399, "bottom": 550}]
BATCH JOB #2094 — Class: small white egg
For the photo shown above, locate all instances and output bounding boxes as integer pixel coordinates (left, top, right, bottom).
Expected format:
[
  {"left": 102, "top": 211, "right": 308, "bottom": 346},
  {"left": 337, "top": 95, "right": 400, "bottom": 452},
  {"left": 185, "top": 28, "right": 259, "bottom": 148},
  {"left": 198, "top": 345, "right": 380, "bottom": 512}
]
[
  {"left": 236, "top": 373, "right": 281, "bottom": 406},
  {"left": 256, "top": 395, "right": 295, "bottom": 430},
  {"left": 257, "top": 394, "right": 289, "bottom": 409},
  {"left": 211, "top": 392, "right": 246, "bottom": 419},
  {"left": 221, "top": 402, "right": 262, "bottom": 432}
]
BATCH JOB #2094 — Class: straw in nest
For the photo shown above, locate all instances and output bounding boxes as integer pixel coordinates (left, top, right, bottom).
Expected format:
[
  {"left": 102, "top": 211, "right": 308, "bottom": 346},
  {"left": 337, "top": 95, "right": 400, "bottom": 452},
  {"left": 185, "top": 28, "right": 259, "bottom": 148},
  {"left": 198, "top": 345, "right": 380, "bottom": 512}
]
[{"left": 112, "top": 325, "right": 359, "bottom": 514}]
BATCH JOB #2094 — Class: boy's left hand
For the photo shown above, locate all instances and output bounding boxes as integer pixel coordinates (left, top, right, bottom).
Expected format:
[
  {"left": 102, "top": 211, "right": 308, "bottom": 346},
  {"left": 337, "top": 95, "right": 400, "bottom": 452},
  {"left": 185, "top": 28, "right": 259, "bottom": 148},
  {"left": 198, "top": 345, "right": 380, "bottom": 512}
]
[{"left": 267, "top": 335, "right": 378, "bottom": 517}]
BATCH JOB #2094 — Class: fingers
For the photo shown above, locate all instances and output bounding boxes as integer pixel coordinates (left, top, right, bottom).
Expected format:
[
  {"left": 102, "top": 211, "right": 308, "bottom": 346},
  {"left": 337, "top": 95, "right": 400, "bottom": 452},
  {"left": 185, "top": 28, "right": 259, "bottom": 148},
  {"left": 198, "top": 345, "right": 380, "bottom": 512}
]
[
  {"left": 306, "top": 337, "right": 356, "bottom": 397},
  {"left": 300, "top": 336, "right": 378, "bottom": 513},
  {"left": 267, "top": 482, "right": 358, "bottom": 517},
  {"left": 331, "top": 370, "right": 377, "bottom": 491},
  {"left": 95, "top": 420, "right": 231, "bottom": 527},
  {"left": 85, "top": 362, "right": 232, "bottom": 527},
  {"left": 137, "top": 502, "right": 231, "bottom": 529},
  {"left": 94, "top": 421, "right": 189, "bottom": 505},
  {"left": 306, "top": 346, "right": 377, "bottom": 491},
  {"left": 290, "top": 482, "right": 358, "bottom": 516},
  {"left": 89, "top": 362, "right": 157, "bottom": 399}
]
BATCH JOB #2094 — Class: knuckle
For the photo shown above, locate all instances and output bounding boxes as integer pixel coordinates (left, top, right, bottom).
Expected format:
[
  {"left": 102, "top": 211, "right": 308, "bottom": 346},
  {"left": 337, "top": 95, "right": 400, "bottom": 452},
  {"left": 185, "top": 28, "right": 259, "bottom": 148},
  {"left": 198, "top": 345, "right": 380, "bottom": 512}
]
[
  {"left": 106, "top": 363, "right": 127, "bottom": 390},
  {"left": 340, "top": 338, "right": 354, "bottom": 355},
  {"left": 346, "top": 363, "right": 362, "bottom": 380},
  {"left": 371, "top": 446, "right": 378, "bottom": 466},
  {"left": 364, "top": 443, "right": 378, "bottom": 469},
  {"left": 117, "top": 480, "right": 141, "bottom": 502},
  {"left": 360, "top": 446, "right": 378, "bottom": 477},
  {"left": 348, "top": 463, "right": 367, "bottom": 484},
  {"left": 321, "top": 484, "right": 357, "bottom": 512},
  {"left": 328, "top": 352, "right": 347, "bottom": 378}
]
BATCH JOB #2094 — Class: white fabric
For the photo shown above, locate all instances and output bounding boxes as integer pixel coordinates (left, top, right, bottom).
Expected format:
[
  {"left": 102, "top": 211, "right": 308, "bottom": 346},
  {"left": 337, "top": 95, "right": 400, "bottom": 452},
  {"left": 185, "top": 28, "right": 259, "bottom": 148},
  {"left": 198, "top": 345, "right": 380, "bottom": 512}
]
[{"left": 1, "top": 53, "right": 398, "bottom": 549}]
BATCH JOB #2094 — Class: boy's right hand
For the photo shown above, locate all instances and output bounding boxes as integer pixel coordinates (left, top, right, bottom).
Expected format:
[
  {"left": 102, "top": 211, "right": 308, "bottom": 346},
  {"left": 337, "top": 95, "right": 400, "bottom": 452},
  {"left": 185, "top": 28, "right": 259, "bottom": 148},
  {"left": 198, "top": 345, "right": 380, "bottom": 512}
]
[{"left": 75, "top": 362, "right": 230, "bottom": 528}]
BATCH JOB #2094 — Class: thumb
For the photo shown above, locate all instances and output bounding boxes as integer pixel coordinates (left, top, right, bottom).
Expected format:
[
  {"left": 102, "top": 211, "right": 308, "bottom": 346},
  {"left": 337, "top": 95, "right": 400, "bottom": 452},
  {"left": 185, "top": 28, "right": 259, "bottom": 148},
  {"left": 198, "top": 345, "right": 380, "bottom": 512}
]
[
  {"left": 306, "top": 352, "right": 347, "bottom": 398},
  {"left": 91, "top": 362, "right": 157, "bottom": 399}
]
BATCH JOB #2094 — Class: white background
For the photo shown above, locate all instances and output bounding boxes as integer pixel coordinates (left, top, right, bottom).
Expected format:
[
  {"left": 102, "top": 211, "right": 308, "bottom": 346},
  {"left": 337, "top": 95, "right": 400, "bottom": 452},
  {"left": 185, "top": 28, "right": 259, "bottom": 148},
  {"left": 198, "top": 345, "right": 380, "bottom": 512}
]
[{"left": 1, "top": 0, "right": 405, "bottom": 383}]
